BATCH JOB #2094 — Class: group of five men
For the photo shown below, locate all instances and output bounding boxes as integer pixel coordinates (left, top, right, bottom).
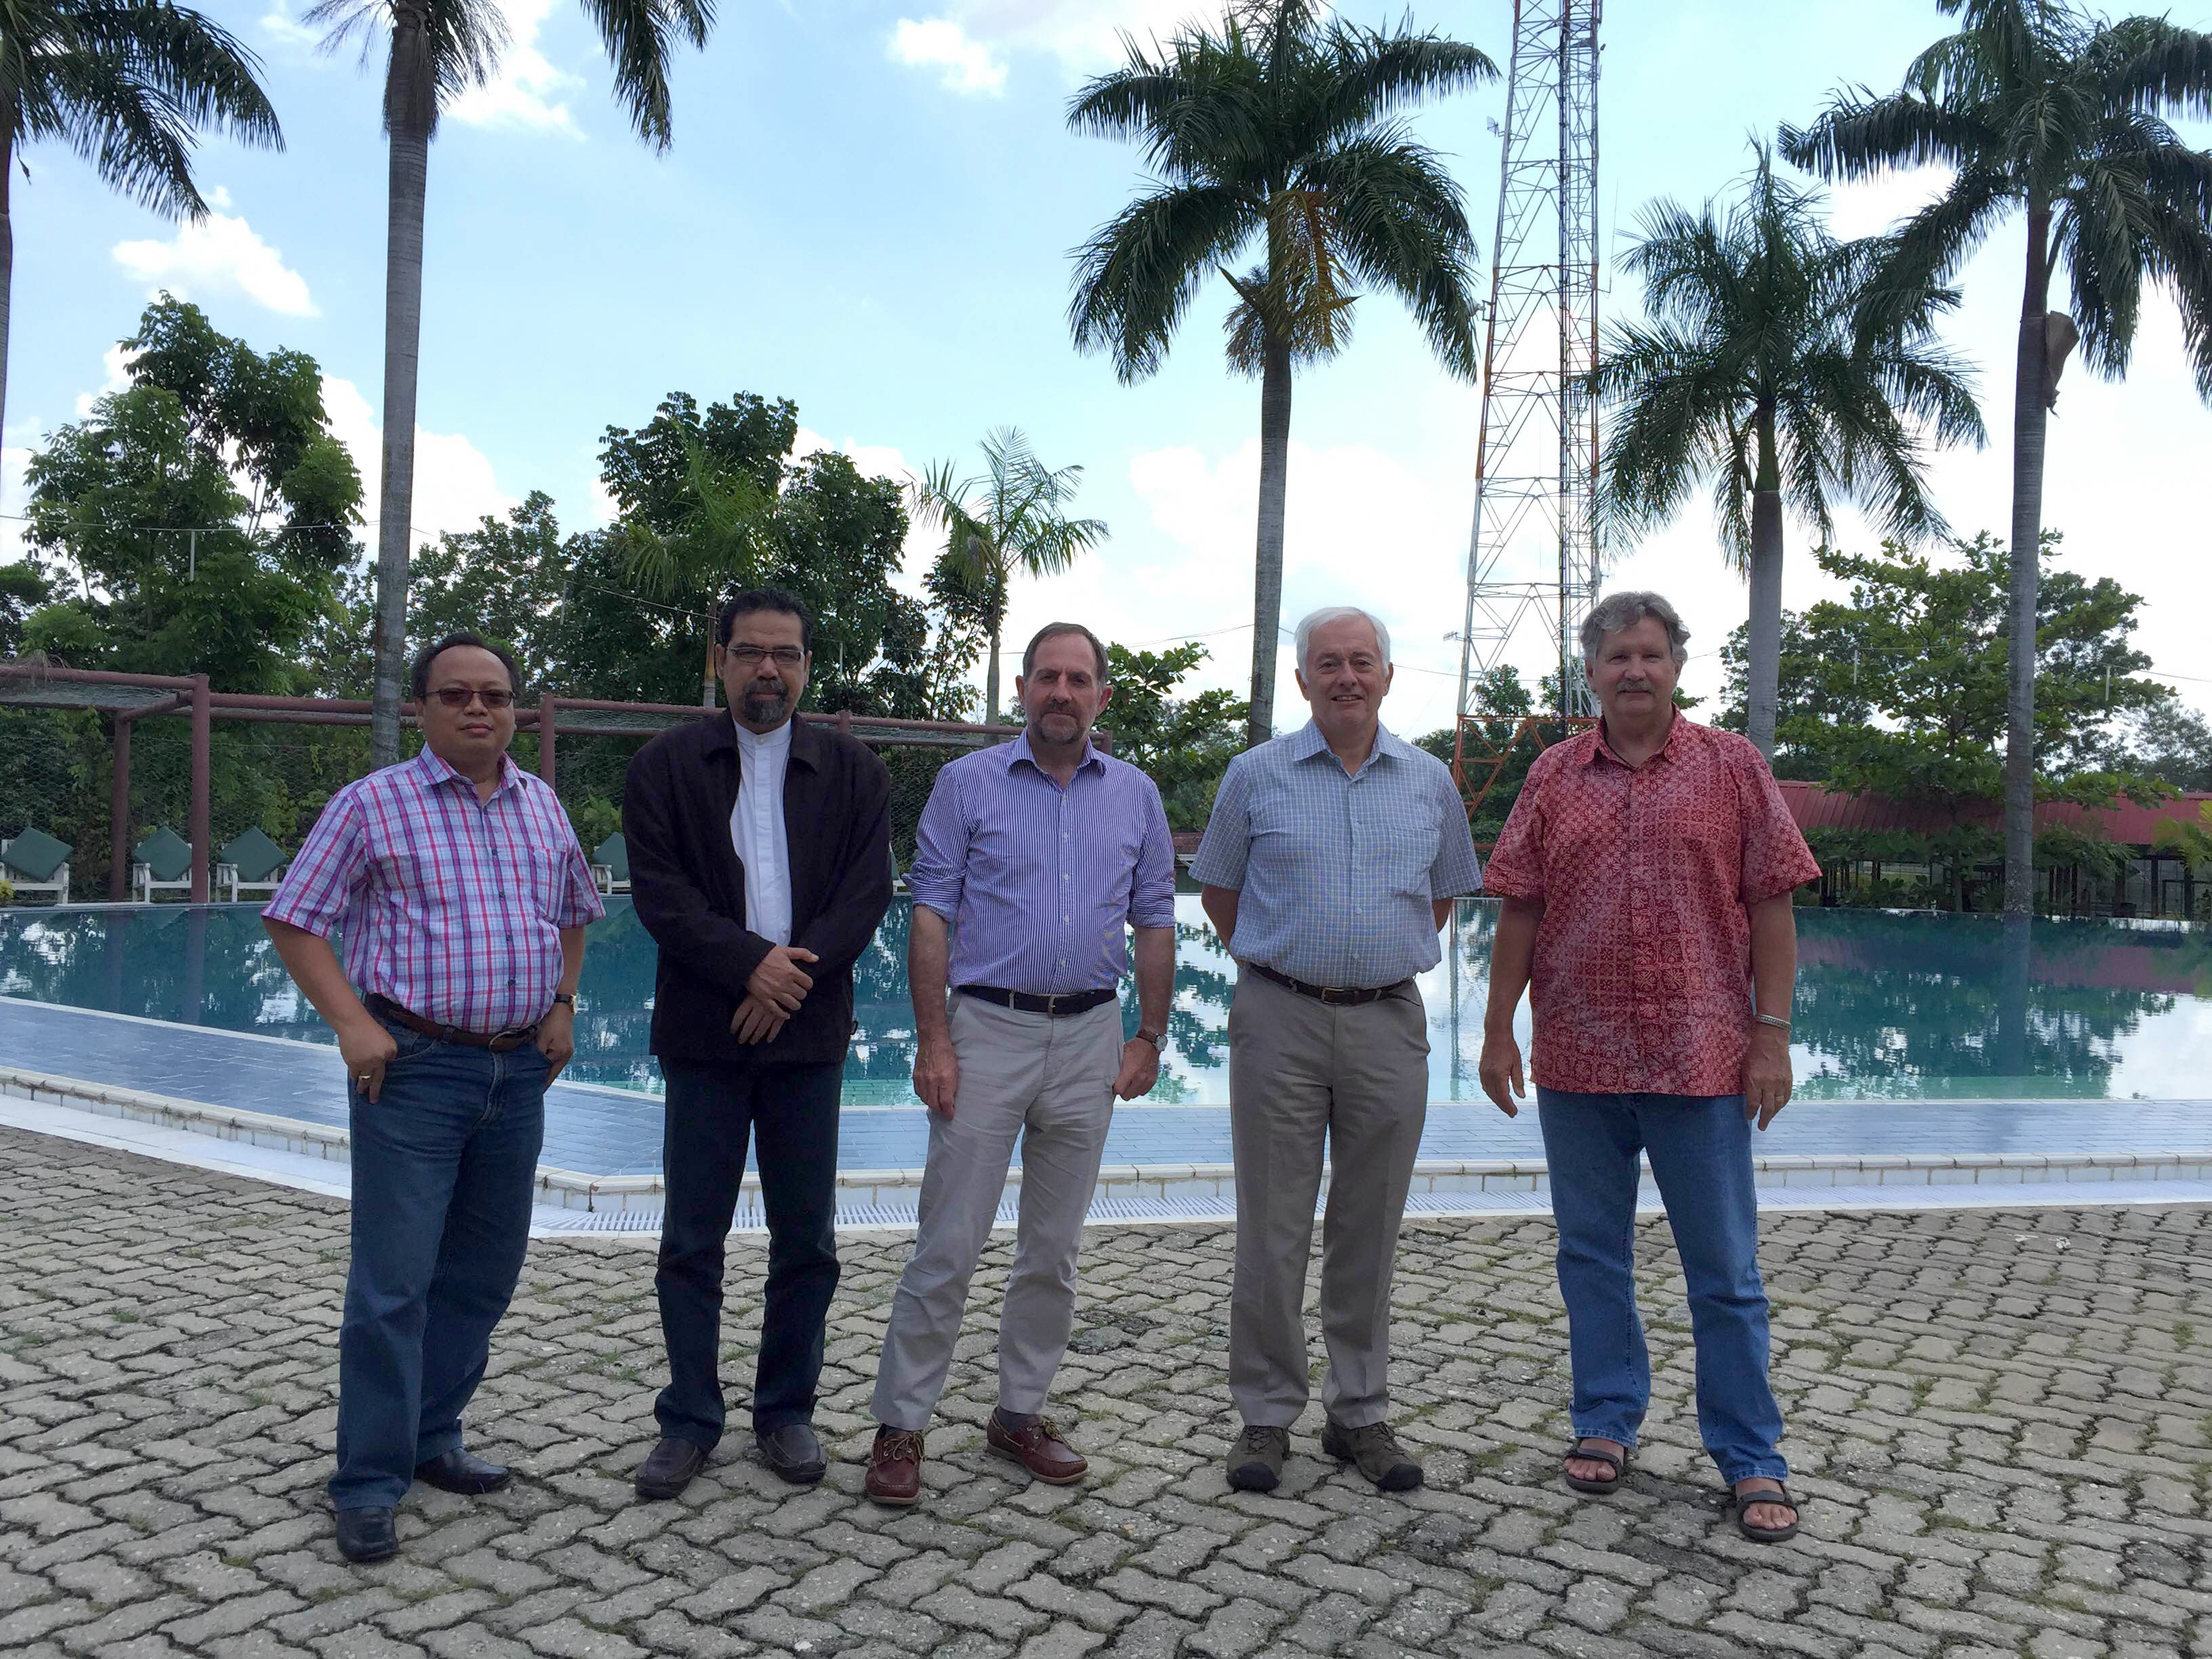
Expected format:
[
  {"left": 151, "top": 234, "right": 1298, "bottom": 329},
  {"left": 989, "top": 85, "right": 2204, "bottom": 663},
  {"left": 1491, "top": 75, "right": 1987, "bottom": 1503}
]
[{"left": 264, "top": 584, "right": 1816, "bottom": 1567}]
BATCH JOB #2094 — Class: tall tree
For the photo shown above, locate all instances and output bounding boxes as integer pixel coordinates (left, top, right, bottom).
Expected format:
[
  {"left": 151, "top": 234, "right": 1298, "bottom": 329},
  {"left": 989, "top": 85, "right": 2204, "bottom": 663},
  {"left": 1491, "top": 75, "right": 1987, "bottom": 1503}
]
[
  {"left": 307, "top": 0, "right": 715, "bottom": 765},
  {"left": 909, "top": 427, "right": 1107, "bottom": 720},
  {"left": 1066, "top": 0, "right": 1494, "bottom": 745},
  {"left": 0, "top": 0, "right": 281, "bottom": 450},
  {"left": 1597, "top": 146, "right": 1984, "bottom": 760},
  {"left": 1782, "top": 0, "right": 2212, "bottom": 917}
]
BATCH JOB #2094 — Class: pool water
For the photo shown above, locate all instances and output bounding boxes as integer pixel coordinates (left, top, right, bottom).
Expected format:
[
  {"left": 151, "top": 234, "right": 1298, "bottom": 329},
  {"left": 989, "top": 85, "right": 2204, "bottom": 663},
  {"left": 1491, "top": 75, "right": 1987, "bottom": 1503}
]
[{"left": 2, "top": 899, "right": 2209, "bottom": 1103}]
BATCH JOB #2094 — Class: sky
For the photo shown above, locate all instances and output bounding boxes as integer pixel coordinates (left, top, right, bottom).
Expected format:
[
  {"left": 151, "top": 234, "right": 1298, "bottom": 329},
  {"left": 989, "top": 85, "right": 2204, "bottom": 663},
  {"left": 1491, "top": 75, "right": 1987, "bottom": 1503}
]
[{"left": 7, "top": 0, "right": 2212, "bottom": 737}]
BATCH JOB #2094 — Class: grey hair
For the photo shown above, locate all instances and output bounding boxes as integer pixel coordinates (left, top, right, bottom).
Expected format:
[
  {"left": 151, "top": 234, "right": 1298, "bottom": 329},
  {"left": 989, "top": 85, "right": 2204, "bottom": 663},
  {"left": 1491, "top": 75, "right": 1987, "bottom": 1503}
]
[
  {"left": 1579, "top": 591, "right": 1690, "bottom": 669},
  {"left": 1294, "top": 606, "right": 1392, "bottom": 672}
]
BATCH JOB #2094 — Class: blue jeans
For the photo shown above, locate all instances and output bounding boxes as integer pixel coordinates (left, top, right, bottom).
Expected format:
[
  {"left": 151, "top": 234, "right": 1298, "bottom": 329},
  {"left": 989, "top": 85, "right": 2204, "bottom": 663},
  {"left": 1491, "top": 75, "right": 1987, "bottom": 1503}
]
[
  {"left": 331, "top": 1019, "right": 548, "bottom": 1511},
  {"left": 1535, "top": 1088, "right": 1786, "bottom": 1486},
  {"left": 655, "top": 1062, "right": 842, "bottom": 1445}
]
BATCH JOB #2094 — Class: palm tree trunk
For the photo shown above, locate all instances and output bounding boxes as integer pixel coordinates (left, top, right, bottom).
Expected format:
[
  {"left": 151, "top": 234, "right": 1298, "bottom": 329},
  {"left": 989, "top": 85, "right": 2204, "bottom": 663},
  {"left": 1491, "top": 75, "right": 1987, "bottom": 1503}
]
[
  {"left": 0, "top": 119, "right": 14, "bottom": 464},
  {"left": 2001, "top": 202, "right": 2053, "bottom": 921},
  {"left": 369, "top": 81, "right": 432, "bottom": 768},
  {"left": 1247, "top": 331, "right": 1293, "bottom": 747},
  {"left": 985, "top": 618, "right": 1002, "bottom": 724},
  {"left": 1745, "top": 405, "right": 1785, "bottom": 763}
]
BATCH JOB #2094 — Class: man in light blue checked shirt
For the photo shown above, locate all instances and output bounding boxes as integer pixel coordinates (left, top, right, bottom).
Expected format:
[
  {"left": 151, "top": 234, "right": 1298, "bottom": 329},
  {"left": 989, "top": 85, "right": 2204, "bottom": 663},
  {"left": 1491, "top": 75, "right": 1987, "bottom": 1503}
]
[
  {"left": 865, "top": 621, "right": 1176, "bottom": 1507},
  {"left": 1194, "top": 605, "right": 1481, "bottom": 1495}
]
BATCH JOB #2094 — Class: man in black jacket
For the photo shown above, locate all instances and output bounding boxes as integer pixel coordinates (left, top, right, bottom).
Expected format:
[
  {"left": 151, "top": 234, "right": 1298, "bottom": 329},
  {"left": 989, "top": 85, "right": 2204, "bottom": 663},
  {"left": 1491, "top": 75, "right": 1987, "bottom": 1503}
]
[{"left": 623, "top": 588, "right": 893, "bottom": 1498}]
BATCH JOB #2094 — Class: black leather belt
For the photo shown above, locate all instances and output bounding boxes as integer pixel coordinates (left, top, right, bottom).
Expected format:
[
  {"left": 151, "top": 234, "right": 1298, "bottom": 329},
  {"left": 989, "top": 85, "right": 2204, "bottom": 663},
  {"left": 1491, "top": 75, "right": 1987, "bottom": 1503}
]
[
  {"left": 366, "top": 993, "right": 539, "bottom": 1052},
  {"left": 956, "top": 985, "right": 1118, "bottom": 1017},
  {"left": 1249, "top": 963, "right": 1408, "bottom": 1007}
]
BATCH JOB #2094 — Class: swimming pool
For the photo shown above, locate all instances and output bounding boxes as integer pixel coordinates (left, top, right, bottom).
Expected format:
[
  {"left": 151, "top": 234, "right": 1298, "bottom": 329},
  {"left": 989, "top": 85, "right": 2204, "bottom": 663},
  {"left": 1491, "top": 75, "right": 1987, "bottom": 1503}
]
[{"left": 2, "top": 898, "right": 2207, "bottom": 1103}]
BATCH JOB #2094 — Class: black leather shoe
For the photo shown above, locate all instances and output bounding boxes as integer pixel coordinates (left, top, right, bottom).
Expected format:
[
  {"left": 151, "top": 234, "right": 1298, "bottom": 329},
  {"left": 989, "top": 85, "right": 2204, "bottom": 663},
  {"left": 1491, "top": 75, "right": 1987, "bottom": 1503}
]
[
  {"left": 335, "top": 1506, "right": 397, "bottom": 1563},
  {"left": 634, "top": 1436, "right": 711, "bottom": 1500},
  {"left": 755, "top": 1422, "right": 827, "bottom": 1485},
  {"left": 413, "top": 1447, "right": 511, "bottom": 1495}
]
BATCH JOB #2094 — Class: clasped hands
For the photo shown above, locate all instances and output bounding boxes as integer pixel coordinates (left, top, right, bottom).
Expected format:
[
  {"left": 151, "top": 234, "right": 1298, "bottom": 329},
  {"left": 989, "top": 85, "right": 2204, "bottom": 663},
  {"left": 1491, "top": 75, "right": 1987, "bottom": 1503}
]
[{"left": 731, "top": 943, "right": 820, "bottom": 1045}]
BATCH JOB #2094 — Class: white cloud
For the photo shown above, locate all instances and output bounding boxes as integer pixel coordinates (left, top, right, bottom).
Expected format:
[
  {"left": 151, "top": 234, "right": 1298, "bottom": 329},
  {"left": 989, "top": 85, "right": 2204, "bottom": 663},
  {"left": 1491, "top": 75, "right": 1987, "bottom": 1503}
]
[
  {"left": 111, "top": 194, "right": 316, "bottom": 317},
  {"left": 890, "top": 19, "right": 1008, "bottom": 95},
  {"left": 970, "top": 436, "right": 1472, "bottom": 736},
  {"left": 258, "top": 1, "right": 319, "bottom": 52},
  {"left": 321, "top": 377, "right": 517, "bottom": 546},
  {"left": 448, "top": 0, "right": 584, "bottom": 136},
  {"left": 74, "top": 345, "right": 137, "bottom": 417},
  {"left": 889, "top": 1, "right": 1195, "bottom": 93}
]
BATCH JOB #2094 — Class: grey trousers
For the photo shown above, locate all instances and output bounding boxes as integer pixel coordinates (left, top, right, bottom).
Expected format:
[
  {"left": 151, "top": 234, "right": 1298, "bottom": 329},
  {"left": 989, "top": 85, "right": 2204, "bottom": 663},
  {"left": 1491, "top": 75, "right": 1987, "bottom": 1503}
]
[
  {"left": 871, "top": 994, "right": 1121, "bottom": 1431},
  {"left": 1228, "top": 968, "right": 1430, "bottom": 1429}
]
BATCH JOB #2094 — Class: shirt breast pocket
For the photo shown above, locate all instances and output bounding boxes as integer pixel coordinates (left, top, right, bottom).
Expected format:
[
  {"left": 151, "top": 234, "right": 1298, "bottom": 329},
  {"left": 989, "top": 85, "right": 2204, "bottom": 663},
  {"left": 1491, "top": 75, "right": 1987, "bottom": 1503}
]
[
  {"left": 374, "top": 850, "right": 449, "bottom": 907},
  {"left": 1381, "top": 817, "right": 1441, "bottom": 899}
]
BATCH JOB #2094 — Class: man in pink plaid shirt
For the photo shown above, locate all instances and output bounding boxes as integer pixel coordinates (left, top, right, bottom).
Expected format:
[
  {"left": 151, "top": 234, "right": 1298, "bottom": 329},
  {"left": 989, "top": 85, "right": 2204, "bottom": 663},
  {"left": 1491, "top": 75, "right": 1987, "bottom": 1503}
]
[{"left": 265, "top": 632, "right": 603, "bottom": 1564}]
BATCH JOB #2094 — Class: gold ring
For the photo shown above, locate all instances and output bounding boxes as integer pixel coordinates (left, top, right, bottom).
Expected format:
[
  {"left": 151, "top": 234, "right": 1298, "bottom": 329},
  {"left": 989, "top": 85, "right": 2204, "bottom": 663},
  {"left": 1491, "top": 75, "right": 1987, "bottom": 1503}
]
[{"left": 356, "top": 1073, "right": 372, "bottom": 1086}]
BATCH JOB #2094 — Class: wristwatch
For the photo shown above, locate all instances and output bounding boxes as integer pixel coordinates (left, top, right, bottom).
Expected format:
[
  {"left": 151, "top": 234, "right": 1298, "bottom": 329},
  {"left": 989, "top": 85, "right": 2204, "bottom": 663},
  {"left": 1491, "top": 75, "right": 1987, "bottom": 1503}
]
[
  {"left": 1133, "top": 1027, "right": 1164, "bottom": 1048},
  {"left": 552, "top": 993, "right": 576, "bottom": 1008}
]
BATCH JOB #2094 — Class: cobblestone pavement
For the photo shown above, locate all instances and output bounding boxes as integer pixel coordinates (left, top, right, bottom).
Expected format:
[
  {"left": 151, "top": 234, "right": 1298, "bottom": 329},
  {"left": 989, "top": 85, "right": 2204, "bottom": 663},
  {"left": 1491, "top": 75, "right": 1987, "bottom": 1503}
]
[{"left": 1, "top": 1126, "right": 2207, "bottom": 1659}]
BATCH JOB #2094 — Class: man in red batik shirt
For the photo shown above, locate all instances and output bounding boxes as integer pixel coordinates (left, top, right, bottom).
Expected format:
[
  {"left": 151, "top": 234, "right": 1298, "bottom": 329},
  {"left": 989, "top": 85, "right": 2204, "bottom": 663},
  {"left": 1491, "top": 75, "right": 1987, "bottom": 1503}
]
[{"left": 1479, "top": 591, "right": 1820, "bottom": 1546}]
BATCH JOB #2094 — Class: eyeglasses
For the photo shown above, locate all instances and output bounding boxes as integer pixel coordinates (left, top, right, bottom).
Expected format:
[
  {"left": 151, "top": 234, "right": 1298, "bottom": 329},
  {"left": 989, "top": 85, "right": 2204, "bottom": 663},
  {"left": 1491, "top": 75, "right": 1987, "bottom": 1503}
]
[
  {"left": 430, "top": 687, "right": 516, "bottom": 710},
  {"left": 727, "top": 644, "right": 806, "bottom": 668}
]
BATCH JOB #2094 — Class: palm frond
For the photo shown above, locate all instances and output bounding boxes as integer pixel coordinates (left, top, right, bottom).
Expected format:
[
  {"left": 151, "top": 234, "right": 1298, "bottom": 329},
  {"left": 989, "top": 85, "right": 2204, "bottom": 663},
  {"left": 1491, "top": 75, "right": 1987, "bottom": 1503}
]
[
  {"left": 577, "top": 0, "right": 716, "bottom": 151},
  {"left": 1780, "top": 87, "right": 1994, "bottom": 179},
  {"left": 1068, "top": 181, "right": 1263, "bottom": 383},
  {"left": 1296, "top": 131, "right": 1478, "bottom": 379},
  {"left": 1312, "top": 21, "right": 1496, "bottom": 142}
]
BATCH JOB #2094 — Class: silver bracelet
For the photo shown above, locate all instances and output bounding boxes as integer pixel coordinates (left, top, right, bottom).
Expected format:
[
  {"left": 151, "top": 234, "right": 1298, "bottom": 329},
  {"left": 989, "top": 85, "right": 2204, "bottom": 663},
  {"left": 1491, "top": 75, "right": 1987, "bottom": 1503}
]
[{"left": 1754, "top": 1012, "right": 1792, "bottom": 1031}]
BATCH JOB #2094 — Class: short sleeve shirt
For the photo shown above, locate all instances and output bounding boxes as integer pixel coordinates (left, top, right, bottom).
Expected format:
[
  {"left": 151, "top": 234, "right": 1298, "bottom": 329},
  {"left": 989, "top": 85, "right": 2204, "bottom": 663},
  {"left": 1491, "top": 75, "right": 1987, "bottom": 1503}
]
[
  {"left": 264, "top": 748, "right": 605, "bottom": 1032},
  {"left": 1481, "top": 716, "right": 1820, "bottom": 1094},
  {"left": 1189, "top": 721, "right": 1483, "bottom": 987}
]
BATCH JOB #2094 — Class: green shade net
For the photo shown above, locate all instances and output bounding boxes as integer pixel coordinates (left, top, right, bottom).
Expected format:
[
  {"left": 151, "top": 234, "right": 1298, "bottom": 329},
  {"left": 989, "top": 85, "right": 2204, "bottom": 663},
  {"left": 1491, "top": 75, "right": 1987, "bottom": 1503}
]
[
  {"left": 594, "top": 832, "right": 629, "bottom": 882},
  {"left": 1, "top": 827, "right": 73, "bottom": 883},
  {"left": 220, "top": 826, "right": 289, "bottom": 884},
  {"left": 135, "top": 826, "right": 194, "bottom": 884}
]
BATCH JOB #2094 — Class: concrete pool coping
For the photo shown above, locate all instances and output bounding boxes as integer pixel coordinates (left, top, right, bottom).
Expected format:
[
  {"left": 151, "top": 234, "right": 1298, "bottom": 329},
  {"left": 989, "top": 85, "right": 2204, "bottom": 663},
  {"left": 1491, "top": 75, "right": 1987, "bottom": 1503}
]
[{"left": 9, "top": 1061, "right": 2211, "bottom": 1222}]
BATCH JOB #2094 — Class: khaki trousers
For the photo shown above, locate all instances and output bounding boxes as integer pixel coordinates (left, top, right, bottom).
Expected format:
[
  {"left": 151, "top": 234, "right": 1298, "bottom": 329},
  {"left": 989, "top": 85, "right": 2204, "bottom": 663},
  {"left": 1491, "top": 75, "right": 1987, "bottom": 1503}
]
[
  {"left": 870, "top": 995, "right": 1121, "bottom": 1431},
  {"left": 1227, "top": 968, "right": 1430, "bottom": 1429}
]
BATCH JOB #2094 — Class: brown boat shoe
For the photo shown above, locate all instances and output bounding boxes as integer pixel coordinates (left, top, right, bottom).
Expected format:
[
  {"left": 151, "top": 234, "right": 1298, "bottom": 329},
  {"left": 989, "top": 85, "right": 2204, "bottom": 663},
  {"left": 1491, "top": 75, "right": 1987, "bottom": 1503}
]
[
  {"left": 985, "top": 1414, "right": 1088, "bottom": 1486},
  {"left": 865, "top": 1427, "right": 925, "bottom": 1507}
]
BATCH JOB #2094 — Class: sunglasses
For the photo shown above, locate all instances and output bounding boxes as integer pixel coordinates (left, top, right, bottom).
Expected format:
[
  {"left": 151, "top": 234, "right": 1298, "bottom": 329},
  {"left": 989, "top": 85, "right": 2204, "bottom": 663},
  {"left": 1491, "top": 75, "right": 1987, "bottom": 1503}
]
[{"left": 430, "top": 687, "right": 516, "bottom": 710}]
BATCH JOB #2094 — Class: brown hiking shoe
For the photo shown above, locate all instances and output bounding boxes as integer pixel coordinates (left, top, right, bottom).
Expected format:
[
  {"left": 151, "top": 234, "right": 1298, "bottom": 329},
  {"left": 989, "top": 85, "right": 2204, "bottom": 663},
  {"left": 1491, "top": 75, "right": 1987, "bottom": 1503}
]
[
  {"left": 1226, "top": 1425, "right": 1289, "bottom": 1492},
  {"left": 865, "top": 1427, "right": 925, "bottom": 1507},
  {"left": 986, "top": 1415, "right": 1088, "bottom": 1486},
  {"left": 1321, "top": 1419, "right": 1422, "bottom": 1492}
]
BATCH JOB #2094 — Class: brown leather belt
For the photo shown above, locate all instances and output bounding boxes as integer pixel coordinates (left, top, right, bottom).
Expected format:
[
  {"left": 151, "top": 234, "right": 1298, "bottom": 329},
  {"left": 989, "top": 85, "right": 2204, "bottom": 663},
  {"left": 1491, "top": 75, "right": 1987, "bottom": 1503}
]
[
  {"left": 366, "top": 994, "right": 539, "bottom": 1052},
  {"left": 1249, "top": 963, "right": 1408, "bottom": 1007}
]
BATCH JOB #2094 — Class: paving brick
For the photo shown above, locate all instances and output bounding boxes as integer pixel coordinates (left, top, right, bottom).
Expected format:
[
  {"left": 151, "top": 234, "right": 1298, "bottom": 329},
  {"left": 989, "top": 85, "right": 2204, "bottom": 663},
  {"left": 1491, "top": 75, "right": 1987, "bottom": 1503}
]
[{"left": 3, "top": 1128, "right": 2207, "bottom": 1659}]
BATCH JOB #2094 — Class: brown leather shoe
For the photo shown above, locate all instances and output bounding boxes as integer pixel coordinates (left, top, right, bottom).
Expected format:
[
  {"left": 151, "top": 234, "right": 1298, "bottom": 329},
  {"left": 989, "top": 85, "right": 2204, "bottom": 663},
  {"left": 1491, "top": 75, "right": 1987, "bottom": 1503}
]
[
  {"left": 865, "top": 1427, "right": 925, "bottom": 1507},
  {"left": 986, "top": 1415, "right": 1088, "bottom": 1486}
]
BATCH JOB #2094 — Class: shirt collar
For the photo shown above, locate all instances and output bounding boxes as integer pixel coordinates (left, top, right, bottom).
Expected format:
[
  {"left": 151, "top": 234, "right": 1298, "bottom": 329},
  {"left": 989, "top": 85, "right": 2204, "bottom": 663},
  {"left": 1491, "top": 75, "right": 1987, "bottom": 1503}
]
[
  {"left": 1290, "top": 718, "right": 1410, "bottom": 773},
  {"left": 1584, "top": 710, "right": 1689, "bottom": 769},
  {"left": 411, "top": 744, "right": 518, "bottom": 798},
  {"left": 1007, "top": 729, "right": 1106, "bottom": 777},
  {"left": 733, "top": 714, "right": 794, "bottom": 754}
]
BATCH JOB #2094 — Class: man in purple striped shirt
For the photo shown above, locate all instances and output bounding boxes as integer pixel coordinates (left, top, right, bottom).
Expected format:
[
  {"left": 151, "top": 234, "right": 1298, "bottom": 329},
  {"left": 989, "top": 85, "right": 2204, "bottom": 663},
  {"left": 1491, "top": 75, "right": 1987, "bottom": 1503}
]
[
  {"left": 864, "top": 622, "right": 1176, "bottom": 1507},
  {"left": 265, "top": 633, "right": 603, "bottom": 1563}
]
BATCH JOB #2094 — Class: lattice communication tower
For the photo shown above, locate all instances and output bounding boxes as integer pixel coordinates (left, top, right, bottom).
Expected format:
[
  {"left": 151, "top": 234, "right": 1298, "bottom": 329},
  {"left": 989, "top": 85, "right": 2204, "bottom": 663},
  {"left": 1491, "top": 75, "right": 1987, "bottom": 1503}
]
[{"left": 1452, "top": 0, "right": 1604, "bottom": 783}]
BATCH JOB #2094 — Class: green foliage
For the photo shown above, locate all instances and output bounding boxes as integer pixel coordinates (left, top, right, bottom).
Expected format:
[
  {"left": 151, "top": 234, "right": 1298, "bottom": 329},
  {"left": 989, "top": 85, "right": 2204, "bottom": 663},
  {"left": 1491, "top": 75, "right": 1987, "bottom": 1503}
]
[
  {"left": 2154, "top": 802, "right": 2212, "bottom": 874},
  {"left": 0, "top": 564, "right": 52, "bottom": 658},
  {"left": 1599, "top": 144, "right": 1982, "bottom": 565},
  {"left": 1718, "top": 533, "right": 2170, "bottom": 802},
  {"left": 1100, "top": 642, "right": 1247, "bottom": 830},
  {"left": 1066, "top": 2, "right": 1495, "bottom": 383},
  {"left": 21, "top": 299, "right": 363, "bottom": 691}
]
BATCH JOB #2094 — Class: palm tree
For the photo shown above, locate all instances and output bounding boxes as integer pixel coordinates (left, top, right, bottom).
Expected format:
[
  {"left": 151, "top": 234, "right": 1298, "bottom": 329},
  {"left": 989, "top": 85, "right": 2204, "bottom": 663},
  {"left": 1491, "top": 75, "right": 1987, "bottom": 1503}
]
[
  {"left": 1, "top": 1, "right": 280, "bottom": 457},
  {"left": 909, "top": 427, "right": 1107, "bottom": 722},
  {"left": 308, "top": 0, "right": 714, "bottom": 766},
  {"left": 1597, "top": 146, "right": 1985, "bottom": 760},
  {"left": 1067, "top": 0, "right": 1494, "bottom": 745},
  {"left": 1782, "top": 0, "right": 2212, "bottom": 919}
]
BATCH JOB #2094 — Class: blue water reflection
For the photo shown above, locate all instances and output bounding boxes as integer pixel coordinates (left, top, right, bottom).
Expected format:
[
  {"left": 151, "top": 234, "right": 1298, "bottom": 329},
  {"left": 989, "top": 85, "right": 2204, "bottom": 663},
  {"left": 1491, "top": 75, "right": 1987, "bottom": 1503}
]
[{"left": 2, "top": 898, "right": 2208, "bottom": 1103}]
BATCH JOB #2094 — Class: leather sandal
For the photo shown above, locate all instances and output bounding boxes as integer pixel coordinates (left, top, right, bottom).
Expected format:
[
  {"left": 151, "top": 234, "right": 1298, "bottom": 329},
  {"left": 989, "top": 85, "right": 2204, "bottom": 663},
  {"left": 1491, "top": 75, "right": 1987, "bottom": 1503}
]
[
  {"left": 1728, "top": 1481, "right": 1801, "bottom": 1544},
  {"left": 1561, "top": 1439, "right": 1630, "bottom": 1495}
]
